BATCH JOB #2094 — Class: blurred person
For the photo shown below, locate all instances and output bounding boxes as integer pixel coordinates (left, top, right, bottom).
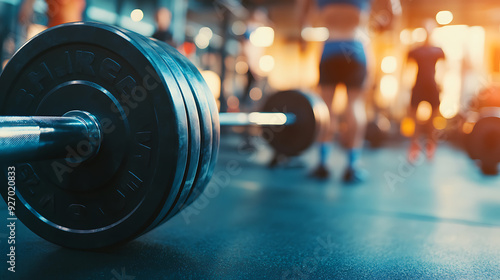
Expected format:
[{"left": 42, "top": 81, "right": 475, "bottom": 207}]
[
  {"left": 19, "top": 0, "right": 86, "bottom": 28},
  {"left": 298, "top": 0, "right": 401, "bottom": 182},
  {"left": 152, "top": 7, "right": 175, "bottom": 47},
  {"left": 406, "top": 21, "right": 445, "bottom": 163}
]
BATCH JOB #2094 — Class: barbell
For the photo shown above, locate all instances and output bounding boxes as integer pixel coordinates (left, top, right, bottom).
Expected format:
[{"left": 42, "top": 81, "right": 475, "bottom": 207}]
[{"left": 0, "top": 22, "right": 329, "bottom": 249}]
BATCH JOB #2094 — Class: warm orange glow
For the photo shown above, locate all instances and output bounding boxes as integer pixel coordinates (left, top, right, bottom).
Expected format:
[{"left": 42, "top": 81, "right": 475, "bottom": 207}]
[
  {"left": 27, "top": 24, "right": 47, "bottom": 40},
  {"left": 433, "top": 25, "right": 468, "bottom": 60},
  {"left": 439, "top": 72, "right": 461, "bottom": 119},
  {"left": 436, "top": 11, "right": 453, "bottom": 25},
  {"left": 433, "top": 116, "right": 447, "bottom": 130},
  {"left": 201, "top": 70, "right": 221, "bottom": 101},
  {"left": 266, "top": 38, "right": 320, "bottom": 90},
  {"left": 332, "top": 83, "right": 347, "bottom": 115},
  {"left": 416, "top": 101, "right": 433, "bottom": 122},
  {"left": 401, "top": 117, "right": 415, "bottom": 137},
  {"left": 462, "top": 122, "right": 475, "bottom": 134},
  {"left": 400, "top": 29, "right": 412, "bottom": 45}
]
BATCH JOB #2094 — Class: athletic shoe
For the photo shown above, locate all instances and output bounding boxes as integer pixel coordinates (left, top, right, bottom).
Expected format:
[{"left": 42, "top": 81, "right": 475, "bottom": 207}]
[
  {"left": 342, "top": 166, "right": 368, "bottom": 184},
  {"left": 310, "top": 165, "right": 330, "bottom": 179}
]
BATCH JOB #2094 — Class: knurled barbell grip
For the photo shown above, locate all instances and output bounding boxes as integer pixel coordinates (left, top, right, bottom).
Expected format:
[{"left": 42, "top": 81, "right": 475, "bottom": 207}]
[
  {"left": 218, "top": 112, "right": 297, "bottom": 126},
  {"left": 0, "top": 111, "right": 102, "bottom": 163}
]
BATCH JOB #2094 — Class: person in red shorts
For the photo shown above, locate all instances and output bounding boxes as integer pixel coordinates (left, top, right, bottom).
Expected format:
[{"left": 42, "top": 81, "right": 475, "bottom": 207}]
[{"left": 407, "top": 22, "right": 445, "bottom": 163}]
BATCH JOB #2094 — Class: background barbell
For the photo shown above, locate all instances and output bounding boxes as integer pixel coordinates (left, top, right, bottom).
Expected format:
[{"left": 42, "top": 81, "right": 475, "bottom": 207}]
[
  {"left": 0, "top": 22, "right": 329, "bottom": 249},
  {"left": 464, "top": 107, "right": 500, "bottom": 175}
]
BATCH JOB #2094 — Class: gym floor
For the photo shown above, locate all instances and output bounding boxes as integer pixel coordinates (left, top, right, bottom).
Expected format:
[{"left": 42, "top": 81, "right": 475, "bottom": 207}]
[{"left": 2, "top": 134, "right": 500, "bottom": 279}]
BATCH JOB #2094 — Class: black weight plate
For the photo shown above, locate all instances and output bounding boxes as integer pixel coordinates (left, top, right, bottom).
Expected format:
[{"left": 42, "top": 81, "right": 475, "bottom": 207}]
[
  {"left": 109, "top": 28, "right": 200, "bottom": 232},
  {"left": 182, "top": 57, "right": 221, "bottom": 186},
  {"left": 168, "top": 49, "right": 220, "bottom": 208},
  {"left": 0, "top": 22, "right": 189, "bottom": 249},
  {"left": 262, "top": 90, "right": 327, "bottom": 156},
  {"left": 133, "top": 33, "right": 203, "bottom": 223},
  {"left": 162, "top": 43, "right": 220, "bottom": 208},
  {"left": 468, "top": 117, "right": 500, "bottom": 164}
]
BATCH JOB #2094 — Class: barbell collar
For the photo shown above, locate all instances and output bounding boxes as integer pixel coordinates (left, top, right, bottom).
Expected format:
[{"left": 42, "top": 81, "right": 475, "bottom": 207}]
[{"left": 0, "top": 110, "right": 102, "bottom": 163}]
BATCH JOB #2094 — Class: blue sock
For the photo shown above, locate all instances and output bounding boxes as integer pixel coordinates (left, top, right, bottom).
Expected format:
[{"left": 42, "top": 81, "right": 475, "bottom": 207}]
[
  {"left": 348, "top": 149, "right": 361, "bottom": 168},
  {"left": 319, "top": 143, "right": 331, "bottom": 166}
]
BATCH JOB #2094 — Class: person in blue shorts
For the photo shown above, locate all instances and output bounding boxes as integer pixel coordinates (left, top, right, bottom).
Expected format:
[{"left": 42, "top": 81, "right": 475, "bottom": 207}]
[{"left": 298, "top": 0, "right": 401, "bottom": 183}]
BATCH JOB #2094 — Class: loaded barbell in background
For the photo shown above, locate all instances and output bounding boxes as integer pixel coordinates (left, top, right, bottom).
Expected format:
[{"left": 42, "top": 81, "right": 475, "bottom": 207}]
[
  {"left": 465, "top": 107, "right": 500, "bottom": 175},
  {"left": 0, "top": 23, "right": 329, "bottom": 249}
]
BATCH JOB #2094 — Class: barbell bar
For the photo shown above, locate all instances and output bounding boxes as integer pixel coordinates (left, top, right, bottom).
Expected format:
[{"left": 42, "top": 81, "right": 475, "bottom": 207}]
[
  {"left": 0, "top": 111, "right": 101, "bottom": 163},
  {"left": 0, "top": 22, "right": 330, "bottom": 249},
  {"left": 0, "top": 111, "right": 296, "bottom": 164}
]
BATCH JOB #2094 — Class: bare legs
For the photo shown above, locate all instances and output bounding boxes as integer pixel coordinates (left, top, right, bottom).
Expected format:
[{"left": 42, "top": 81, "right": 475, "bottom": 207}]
[
  {"left": 312, "top": 84, "right": 367, "bottom": 182},
  {"left": 408, "top": 106, "right": 439, "bottom": 163},
  {"left": 344, "top": 87, "right": 367, "bottom": 149},
  {"left": 319, "top": 84, "right": 336, "bottom": 142},
  {"left": 310, "top": 85, "right": 336, "bottom": 179}
]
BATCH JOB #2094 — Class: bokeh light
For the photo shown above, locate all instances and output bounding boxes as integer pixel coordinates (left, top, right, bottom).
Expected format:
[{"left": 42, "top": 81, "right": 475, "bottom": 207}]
[
  {"left": 416, "top": 101, "right": 433, "bottom": 122},
  {"left": 259, "top": 55, "right": 275, "bottom": 73},
  {"left": 433, "top": 116, "right": 447, "bottom": 130},
  {"left": 380, "top": 75, "right": 399, "bottom": 100},
  {"left": 232, "top": 21, "right": 247, "bottom": 36},
  {"left": 235, "top": 60, "right": 249, "bottom": 75},
  {"left": 436, "top": 11, "right": 454, "bottom": 25},
  {"left": 400, "top": 117, "right": 415, "bottom": 137},
  {"left": 250, "top": 27, "right": 274, "bottom": 47},
  {"left": 227, "top": 96, "right": 240, "bottom": 110},
  {"left": 400, "top": 29, "right": 412, "bottom": 45},
  {"left": 412, "top": 28, "right": 427, "bottom": 43},
  {"left": 462, "top": 122, "right": 475, "bottom": 134},
  {"left": 195, "top": 27, "right": 213, "bottom": 50},
  {"left": 301, "top": 27, "right": 329, "bottom": 42},
  {"left": 130, "top": 9, "right": 144, "bottom": 22},
  {"left": 250, "top": 87, "right": 263, "bottom": 101},
  {"left": 381, "top": 56, "right": 398, "bottom": 74}
]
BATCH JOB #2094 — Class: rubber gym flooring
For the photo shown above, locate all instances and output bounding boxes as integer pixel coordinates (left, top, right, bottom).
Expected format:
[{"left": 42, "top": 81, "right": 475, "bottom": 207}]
[{"left": 2, "top": 134, "right": 500, "bottom": 279}]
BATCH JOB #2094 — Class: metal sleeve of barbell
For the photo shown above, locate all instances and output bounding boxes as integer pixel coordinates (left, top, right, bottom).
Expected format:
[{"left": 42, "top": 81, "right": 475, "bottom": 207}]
[
  {"left": 0, "top": 111, "right": 102, "bottom": 163},
  {"left": 218, "top": 112, "right": 297, "bottom": 126}
]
